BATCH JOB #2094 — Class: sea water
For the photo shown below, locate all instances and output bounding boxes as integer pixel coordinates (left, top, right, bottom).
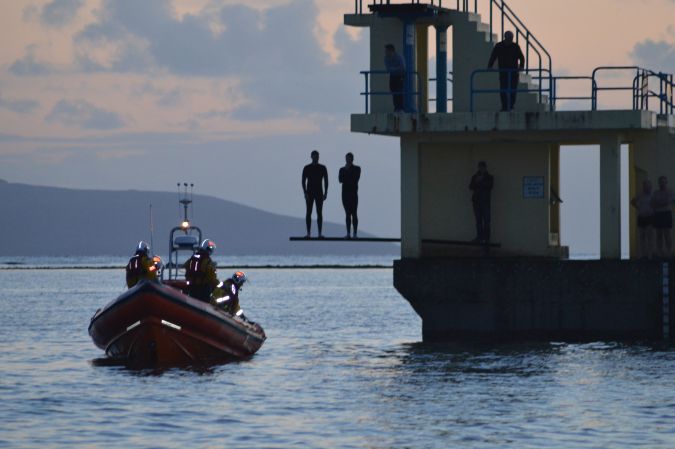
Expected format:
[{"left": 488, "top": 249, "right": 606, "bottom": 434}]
[{"left": 2, "top": 258, "right": 675, "bottom": 448}]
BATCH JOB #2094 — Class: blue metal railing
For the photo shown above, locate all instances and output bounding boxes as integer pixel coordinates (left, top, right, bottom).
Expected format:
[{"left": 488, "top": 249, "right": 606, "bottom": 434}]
[
  {"left": 642, "top": 71, "right": 674, "bottom": 115},
  {"left": 470, "top": 68, "right": 552, "bottom": 111},
  {"left": 591, "top": 67, "right": 644, "bottom": 111},
  {"left": 517, "top": 68, "right": 672, "bottom": 113},
  {"left": 551, "top": 76, "right": 594, "bottom": 109},
  {"left": 429, "top": 73, "right": 454, "bottom": 109},
  {"left": 360, "top": 71, "right": 453, "bottom": 113},
  {"left": 360, "top": 70, "right": 423, "bottom": 113},
  {"left": 590, "top": 67, "right": 673, "bottom": 114}
]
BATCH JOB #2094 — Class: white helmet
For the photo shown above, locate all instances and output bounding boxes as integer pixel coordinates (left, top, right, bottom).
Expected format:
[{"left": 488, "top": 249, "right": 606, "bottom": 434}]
[
  {"left": 200, "top": 239, "right": 216, "bottom": 254},
  {"left": 136, "top": 241, "right": 150, "bottom": 255}
]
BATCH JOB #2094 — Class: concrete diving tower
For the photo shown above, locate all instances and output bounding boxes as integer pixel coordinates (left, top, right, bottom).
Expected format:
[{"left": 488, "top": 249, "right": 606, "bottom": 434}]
[{"left": 345, "top": 0, "right": 675, "bottom": 341}]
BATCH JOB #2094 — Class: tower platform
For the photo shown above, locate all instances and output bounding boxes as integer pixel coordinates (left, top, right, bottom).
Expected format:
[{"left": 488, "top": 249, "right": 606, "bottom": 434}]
[
  {"left": 344, "top": 0, "right": 675, "bottom": 341},
  {"left": 352, "top": 110, "right": 673, "bottom": 137}
]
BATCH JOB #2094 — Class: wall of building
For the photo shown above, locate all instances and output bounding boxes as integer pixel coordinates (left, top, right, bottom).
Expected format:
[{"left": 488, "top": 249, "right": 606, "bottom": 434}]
[
  {"left": 630, "top": 128, "right": 675, "bottom": 257},
  {"left": 632, "top": 128, "right": 675, "bottom": 189},
  {"left": 417, "top": 141, "right": 554, "bottom": 256},
  {"left": 394, "top": 258, "right": 667, "bottom": 342},
  {"left": 369, "top": 18, "right": 404, "bottom": 113}
]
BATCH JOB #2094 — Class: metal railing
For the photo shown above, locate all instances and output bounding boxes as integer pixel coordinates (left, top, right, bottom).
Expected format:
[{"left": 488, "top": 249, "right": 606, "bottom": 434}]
[
  {"left": 360, "top": 70, "right": 423, "bottom": 113},
  {"left": 590, "top": 67, "right": 674, "bottom": 113},
  {"left": 640, "top": 71, "right": 674, "bottom": 115},
  {"left": 551, "top": 76, "right": 594, "bottom": 109},
  {"left": 360, "top": 71, "right": 454, "bottom": 113},
  {"left": 591, "top": 67, "right": 644, "bottom": 111},
  {"left": 470, "top": 68, "right": 552, "bottom": 111},
  {"left": 429, "top": 73, "right": 454, "bottom": 109},
  {"left": 543, "top": 68, "right": 672, "bottom": 113}
]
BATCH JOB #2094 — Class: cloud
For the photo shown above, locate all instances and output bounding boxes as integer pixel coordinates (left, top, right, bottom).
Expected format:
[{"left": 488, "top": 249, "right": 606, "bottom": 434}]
[
  {"left": 40, "top": 0, "right": 84, "bottom": 27},
  {"left": 9, "top": 45, "right": 55, "bottom": 76},
  {"left": 0, "top": 96, "right": 40, "bottom": 114},
  {"left": 630, "top": 27, "right": 675, "bottom": 73},
  {"left": 46, "top": 99, "right": 124, "bottom": 130},
  {"left": 631, "top": 40, "right": 675, "bottom": 73},
  {"left": 74, "top": 0, "right": 368, "bottom": 118}
]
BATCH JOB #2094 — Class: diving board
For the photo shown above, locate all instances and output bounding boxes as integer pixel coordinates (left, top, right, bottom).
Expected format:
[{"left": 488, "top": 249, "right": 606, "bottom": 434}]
[
  {"left": 289, "top": 237, "right": 400, "bottom": 242},
  {"left": 289, "top": 237, "right": 500, "bottom": 247}
]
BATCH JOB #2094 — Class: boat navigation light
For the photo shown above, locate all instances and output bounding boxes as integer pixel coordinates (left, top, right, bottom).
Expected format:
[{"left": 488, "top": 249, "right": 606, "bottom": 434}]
[{"left": 181, "top": 220, "right": 190, "bottom": 229}]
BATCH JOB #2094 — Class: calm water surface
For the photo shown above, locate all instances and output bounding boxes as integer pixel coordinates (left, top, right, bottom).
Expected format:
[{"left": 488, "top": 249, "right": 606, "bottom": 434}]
[{"left": 2, "top": 265, "right": 675, "bottom": 448}]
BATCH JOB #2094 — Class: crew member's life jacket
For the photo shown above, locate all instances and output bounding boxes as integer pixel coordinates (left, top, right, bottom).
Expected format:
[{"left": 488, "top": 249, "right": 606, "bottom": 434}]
[
  {"left": 126, "top": 253, "right": 155, "bottom": 288},
  {"left": 211, "top": 279, "right": 241, "bottom": 315},
  {"left": 185, "top": 252, "right": 214, "bottom": 286}
]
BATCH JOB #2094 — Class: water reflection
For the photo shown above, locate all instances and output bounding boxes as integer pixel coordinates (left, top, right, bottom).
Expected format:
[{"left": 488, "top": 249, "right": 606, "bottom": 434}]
[{"left": 89, "top": 356, "right": 249, "bottom": 376}]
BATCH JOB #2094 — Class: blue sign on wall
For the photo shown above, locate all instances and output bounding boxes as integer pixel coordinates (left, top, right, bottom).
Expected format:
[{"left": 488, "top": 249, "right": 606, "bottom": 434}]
[{"left": 523, "top": 176, "right": 545, "bottom": 199}]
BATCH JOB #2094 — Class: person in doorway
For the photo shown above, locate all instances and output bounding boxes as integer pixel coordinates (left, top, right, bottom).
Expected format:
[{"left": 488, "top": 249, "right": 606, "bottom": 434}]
[
  {"left": 339, "top": 152, "right": 361, "bottom": 239},
  {"left": 469, "top": 161, "right": 494, "bottom": 244},
  {"left": 651, "top": 176, "right": 674, "bottom": 258},
  {"left": 212, "top": 271, "right": 248, "bottom": 319},
  {"left": 487, "top": 30, "right": 525, "bottom": 111},
  {"left": 302, "top": 150, "right": 329, "bottom": 238},
  {"left": 384, "top": 43, "right": 405, "bottom": 112},
  {"left": 125, "top": 241, "right": 161, "bottom": 288},
  {"left": 184, "top": 239, "right": 219, "bottom": 302},
  {"left": 631, "top": 179, "right": 655, "bottom": 258}
]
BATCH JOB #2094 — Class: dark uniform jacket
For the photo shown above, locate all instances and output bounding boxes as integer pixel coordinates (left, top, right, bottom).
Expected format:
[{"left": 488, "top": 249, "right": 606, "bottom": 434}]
[
  {"left": 184, "top": 251, "right": 218, "bottom": 301},
  {"left": 125, "top": 253, "right": 157, "bottom": 288},
  {"left": 469, "top": 172, "right": 494, "bottom": 204},
  {"left": 211, "top": 279, "right": 241, "bottom": 315}
]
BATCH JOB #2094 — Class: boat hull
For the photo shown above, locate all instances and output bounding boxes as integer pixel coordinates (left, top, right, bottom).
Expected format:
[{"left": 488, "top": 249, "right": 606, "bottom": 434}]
[{"left": 89, "top": 280, "right": 265, "bottom": 366}]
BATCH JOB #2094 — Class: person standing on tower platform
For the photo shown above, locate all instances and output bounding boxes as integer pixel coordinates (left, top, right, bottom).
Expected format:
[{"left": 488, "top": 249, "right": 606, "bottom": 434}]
[
  {"left": 469, "top": 161, "right": 494, "bottom": 244},
  {"left": 631, "top": 179, "right": 654, "bottom": 258},
  {"left": 339, "top": 152, "right": 361, "bottom": 239},
  {"left": 184, "top": 239, "right": 219, "bottom": 302},
  {"left": 651, "top": 176, "right": 674, "bottom": 258},
  {"left": 302, "top": 150, "right": 328, "bottom": 239},
  {"left": 487, "top": 31, "right": 525, "bottom": 111},
  {"left": 384, "top": 44, "right": 405, "bottom": 112}
]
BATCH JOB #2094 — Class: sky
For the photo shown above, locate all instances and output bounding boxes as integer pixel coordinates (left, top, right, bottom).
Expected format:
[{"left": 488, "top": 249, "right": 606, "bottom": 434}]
[{"left": 0, "top": 0, "right": 674, "bottom": 251}]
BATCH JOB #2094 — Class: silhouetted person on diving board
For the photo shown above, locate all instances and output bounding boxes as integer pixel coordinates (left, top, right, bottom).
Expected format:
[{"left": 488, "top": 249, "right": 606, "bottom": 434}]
[
  {"left": 487, "top": 30, "right": 525, "bottom": 111},
  {"left": 339, "top": 152, "right": 361, "bottom": 239},
  {"left": 302, "top": 150, "right": 328, "bottom": 238}
]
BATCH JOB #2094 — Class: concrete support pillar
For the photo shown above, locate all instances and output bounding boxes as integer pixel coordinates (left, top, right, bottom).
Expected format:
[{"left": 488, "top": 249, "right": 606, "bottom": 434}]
[
  {"left": 435, "top": 25, "right": 449, "bottom": 113},
  {"left": 600, "top": 136, "right": 622, "bottom": 259},
  {"left": 403, "top": 20, "right": 416, "bottom": 113},
  {"left": 401, "top": 137, "right": 421, "bottom": 257},
  {"left": 628, "top": 144, "right": 638, "bottom": 259}
]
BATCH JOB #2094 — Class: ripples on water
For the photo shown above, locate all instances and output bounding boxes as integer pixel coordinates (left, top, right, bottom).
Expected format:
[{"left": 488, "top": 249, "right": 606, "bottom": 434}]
[{"left": 2, "top": 266, "right": 675, "bottom": 448}]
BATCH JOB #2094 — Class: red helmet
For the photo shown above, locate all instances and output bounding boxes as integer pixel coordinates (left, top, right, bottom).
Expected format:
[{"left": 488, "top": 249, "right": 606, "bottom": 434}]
[{"left": 232, "top": 271, "right": 247, "bottom": 287}]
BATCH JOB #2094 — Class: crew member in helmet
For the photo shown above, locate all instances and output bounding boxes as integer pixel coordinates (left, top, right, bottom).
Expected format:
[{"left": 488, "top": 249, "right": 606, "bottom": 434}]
[
  {"left": 184, "top": 239, "right": 219, "bottom": 302},
  {"left": 212, "top": 271, "right": 247, "bottom": 318},
  {"left": 125, "top": 241, "right": 161, "bottom": 288}
]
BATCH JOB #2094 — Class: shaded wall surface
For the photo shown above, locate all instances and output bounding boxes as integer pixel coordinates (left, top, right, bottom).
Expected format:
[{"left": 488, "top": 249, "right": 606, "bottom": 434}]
[{"left": 395, "top": 258, "right": 670, "bottom": 341}]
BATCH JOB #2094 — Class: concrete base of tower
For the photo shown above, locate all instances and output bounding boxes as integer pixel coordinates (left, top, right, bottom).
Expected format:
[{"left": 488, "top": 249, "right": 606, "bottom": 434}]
[{"left": 394, "top": 258, "right": 672, "bottom": 342}]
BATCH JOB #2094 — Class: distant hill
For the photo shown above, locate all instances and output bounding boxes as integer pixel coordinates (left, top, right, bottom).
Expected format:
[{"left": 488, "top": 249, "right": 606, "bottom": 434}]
[{"left": 0, "top": 181, "right": 398, "bottom": 256}]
